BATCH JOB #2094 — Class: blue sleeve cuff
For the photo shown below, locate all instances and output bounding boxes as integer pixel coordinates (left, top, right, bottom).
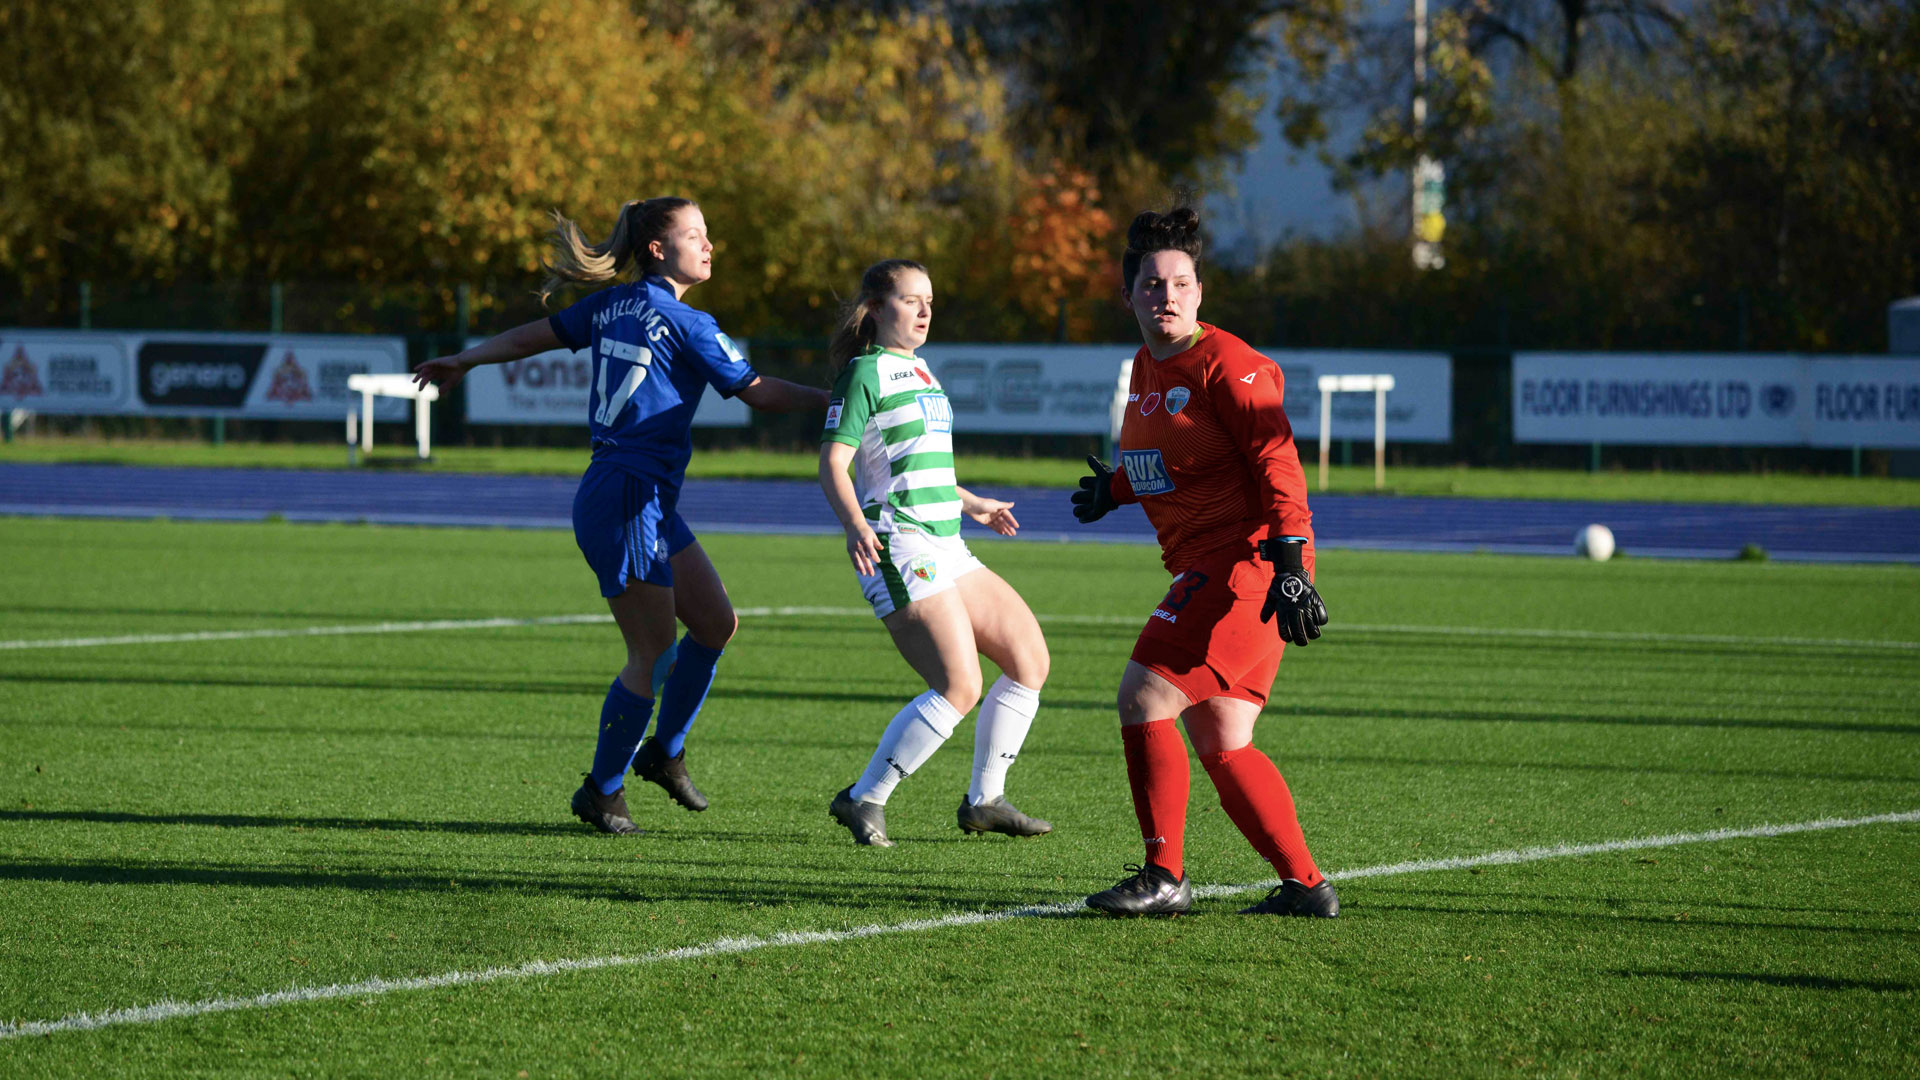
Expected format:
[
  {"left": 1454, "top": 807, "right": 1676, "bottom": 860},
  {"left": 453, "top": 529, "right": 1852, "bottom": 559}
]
[
  {"left": 714, "top": 367, "right": 760, "bottom": 399},
  {"left": 547, "top": 313, "right": 582, "bottom": 353}
]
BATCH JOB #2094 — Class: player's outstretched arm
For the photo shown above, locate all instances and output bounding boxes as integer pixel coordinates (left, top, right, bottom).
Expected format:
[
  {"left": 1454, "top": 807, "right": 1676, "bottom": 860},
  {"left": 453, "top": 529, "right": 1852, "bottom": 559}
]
[
  {"left": 818, "top": 441, "right": 882, "bottom": 575},
  {"left": 738, "top": 376, "right": 830, "bottom": 414},
  {"left": 957, "top": 486, "right": 1019, "bottom": 537},
  {"left": 412, "top": 318, "right": 561, "bottom": 391}
]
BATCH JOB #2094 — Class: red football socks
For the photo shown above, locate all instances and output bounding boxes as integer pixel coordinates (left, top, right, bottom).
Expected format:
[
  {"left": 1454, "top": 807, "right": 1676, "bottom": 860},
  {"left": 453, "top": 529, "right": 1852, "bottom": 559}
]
[
  {"left": 1201, "top": 744, "right": 1324, "bottom": 888},
  {"left": 1121, "top": 719, "right": 1189, "bottom": 878}
]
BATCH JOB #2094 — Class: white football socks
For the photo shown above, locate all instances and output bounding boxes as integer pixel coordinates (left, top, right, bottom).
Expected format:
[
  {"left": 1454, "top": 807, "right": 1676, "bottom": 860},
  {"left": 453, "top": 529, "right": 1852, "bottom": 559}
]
[
  {"left": 850, "top": 689, "right": 962, "bottom": 805},
  {"left": 967, "top": 675, "right": 1040, "bottom": 805}
]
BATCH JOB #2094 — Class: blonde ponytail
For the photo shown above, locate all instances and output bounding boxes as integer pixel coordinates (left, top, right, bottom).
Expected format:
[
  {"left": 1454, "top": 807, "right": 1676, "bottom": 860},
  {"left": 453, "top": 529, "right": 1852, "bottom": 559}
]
[{"left": 539, "top": 197, "right": 696, "bottom": 306}]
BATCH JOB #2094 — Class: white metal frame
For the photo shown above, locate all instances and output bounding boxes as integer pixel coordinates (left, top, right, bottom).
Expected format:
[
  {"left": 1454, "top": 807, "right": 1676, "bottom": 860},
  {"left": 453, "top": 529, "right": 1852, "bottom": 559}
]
[
  {"left": 345, "top": 373, "right": 439, "bottom": 463},
  {"left": 1317, "top": 373, "right": 1396, "bottom": 491}
]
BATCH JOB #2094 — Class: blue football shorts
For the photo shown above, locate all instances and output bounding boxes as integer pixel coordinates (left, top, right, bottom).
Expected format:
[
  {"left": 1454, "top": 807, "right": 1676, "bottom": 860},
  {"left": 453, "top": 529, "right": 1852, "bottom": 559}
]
[{"left": 572, "top": 461, "right": 697, "bottom": 597}]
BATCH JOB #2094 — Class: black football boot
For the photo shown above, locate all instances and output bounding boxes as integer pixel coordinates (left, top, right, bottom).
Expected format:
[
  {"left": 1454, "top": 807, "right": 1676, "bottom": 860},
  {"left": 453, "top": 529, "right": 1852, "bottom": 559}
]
[
  {"left": 828, "top": 786, "right": 895, "bottom": 847},
  {"left": 632, "top": 738, "right": 708, "bottom": 811},
  {"left": 1086, "top": 864, "right": 1193, "bottom": 916},
  {"left": 956, "top": 795, "right": 1053, "bottom": 837},
  {"left": 1239, "top": 878, "right": 1340, "bottom": 918},
  {"left": 570, "top": 775, "right": 640, "bottom": 835}
]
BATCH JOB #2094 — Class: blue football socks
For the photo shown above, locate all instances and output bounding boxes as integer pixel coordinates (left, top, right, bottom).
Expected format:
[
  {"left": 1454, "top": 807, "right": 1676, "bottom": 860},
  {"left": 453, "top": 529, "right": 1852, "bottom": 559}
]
[
  {"left": 590, "top": 677, "right": 654, "bottom": 795},
  {"left": 651, "top": 633, "right": 724, "bottom": 758}
]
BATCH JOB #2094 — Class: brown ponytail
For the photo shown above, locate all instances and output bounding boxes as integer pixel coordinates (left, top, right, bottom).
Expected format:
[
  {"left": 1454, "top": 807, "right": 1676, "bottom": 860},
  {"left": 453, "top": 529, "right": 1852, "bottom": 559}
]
[
  {"left": 827, "top": 258, "right": 929, "bottom": 366},
  {"left": 539, "top": 196, "right": 697, "bottom": 305}
]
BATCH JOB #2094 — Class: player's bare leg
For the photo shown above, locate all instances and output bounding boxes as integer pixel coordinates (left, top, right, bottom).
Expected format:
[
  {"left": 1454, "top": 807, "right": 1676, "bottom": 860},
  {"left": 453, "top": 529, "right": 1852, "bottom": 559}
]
[
  {"left": 1088, "top": 663, "right": 1196, "bottom": 915},
  {"left": 573, "top": 581, "right": 676, "bottom": 835},
  {"left": 669, "top": 541, "right": 737, "bottom": 650},
  {"left": 608, "top": 581, "right": 679, "bottom": 692},
  {"left": 1183, "top": 696, "right": 1337, "bottom": 917},
  {"left": 945, "top": 568, "right": 1053, "bottom": 837},
  {"left": 882, "top": 587, "right": 984, "bottom": 712}
]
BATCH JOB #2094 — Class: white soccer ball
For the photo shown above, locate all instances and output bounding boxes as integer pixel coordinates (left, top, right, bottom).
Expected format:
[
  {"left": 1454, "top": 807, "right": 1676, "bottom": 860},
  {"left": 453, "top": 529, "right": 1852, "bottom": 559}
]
[{"left": 1574, "top": 523, "right": 1616, "bottom": 562}]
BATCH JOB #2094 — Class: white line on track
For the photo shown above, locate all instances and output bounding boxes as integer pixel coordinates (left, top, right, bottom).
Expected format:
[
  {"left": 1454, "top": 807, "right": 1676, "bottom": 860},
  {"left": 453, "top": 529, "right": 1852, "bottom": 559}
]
[
  {"left": 3, "top": 609, "right": 1916, "bottom": 652},
  {"left": 3, "top": 808, "right": 1915, "bottom": 1041}
]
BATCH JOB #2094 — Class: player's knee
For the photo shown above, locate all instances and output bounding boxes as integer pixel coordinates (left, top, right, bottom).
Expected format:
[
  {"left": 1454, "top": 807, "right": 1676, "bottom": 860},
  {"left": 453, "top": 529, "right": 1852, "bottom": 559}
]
[
  {"left": 1015, "top": 640, "right": 1051, "bottom": 688},
  {"left": 941, "top": 673, "right": 982, "bottom": 715},
  {"left": 692, "top": 608, "right": 738, "bottom": 649}
]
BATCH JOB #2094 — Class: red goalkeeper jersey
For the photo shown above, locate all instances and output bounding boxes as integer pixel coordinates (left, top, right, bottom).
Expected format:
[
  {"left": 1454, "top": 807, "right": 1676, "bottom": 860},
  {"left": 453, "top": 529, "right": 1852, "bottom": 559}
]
[{"left": 1110, "top": 324, "right": 1314, "bottom": 573}]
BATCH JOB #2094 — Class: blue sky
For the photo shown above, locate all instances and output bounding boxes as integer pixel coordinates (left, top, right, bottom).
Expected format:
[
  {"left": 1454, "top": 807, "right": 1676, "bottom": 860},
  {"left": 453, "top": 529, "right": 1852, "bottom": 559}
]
[{"left": 1204, "top": 63, "right": 1360, "bottom": 257}]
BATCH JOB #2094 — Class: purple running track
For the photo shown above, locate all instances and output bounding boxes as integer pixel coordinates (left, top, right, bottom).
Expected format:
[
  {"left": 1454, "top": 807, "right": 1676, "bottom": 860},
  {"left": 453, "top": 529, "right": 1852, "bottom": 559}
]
[{"left": 1, "top": 463, "right": 1914, "bottom": 563}]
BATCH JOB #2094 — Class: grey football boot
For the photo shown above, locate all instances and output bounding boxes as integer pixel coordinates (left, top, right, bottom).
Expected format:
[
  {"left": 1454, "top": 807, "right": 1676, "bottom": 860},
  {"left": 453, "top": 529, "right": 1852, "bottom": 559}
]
[
  {"left": 829, "top": 786, "right": 895, "bottom": 847},
  {"left": 632, "top": 738, "right": 708, "bottom": 811},
  {"left": 956, "top": 795, "right": 1052, "bottom": 837},
  {"left": 1086, "top": 864, "right": 1192, "bottom": 916},
  {"left": 1239, "top": 878, "right": 1340, "bottom": 918},
  {"left": 570, "top": 775, "right": 640, "bottom": 835}
]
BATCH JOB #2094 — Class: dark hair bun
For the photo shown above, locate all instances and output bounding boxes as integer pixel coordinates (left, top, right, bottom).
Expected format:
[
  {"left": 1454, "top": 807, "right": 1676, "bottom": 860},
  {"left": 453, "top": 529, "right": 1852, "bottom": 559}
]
[{"left": 1125, "top": 206, "right": 1202, "bottom": 255}]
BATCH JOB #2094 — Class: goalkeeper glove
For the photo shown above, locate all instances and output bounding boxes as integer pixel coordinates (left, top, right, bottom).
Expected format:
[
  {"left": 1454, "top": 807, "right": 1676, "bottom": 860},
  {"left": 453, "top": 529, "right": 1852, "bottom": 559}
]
[
  {"left": 1257, "top": 537, "right": 1328, "bottom": 646},
  {"left": 1072, "top": 455, "right": 1119, "bottom": 523}
]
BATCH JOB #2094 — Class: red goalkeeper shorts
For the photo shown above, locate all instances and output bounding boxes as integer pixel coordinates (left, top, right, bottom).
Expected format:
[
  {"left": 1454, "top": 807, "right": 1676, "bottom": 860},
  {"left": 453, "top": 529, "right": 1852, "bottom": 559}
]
[{"left": 1129, "top": 545, "right": 1313, "bottom": 707}]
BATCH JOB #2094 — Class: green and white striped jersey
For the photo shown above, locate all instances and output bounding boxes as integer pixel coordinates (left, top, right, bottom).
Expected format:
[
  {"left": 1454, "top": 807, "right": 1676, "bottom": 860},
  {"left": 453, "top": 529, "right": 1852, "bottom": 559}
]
[{"left": 822, "top": 345, "right": 960, "bottom": 536}]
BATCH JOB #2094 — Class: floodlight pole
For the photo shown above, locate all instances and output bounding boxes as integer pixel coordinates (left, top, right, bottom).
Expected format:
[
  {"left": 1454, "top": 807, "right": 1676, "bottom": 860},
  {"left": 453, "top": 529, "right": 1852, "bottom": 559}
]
[{"left": 1412, "top": 0, "right": 1426, "bottom": 262}]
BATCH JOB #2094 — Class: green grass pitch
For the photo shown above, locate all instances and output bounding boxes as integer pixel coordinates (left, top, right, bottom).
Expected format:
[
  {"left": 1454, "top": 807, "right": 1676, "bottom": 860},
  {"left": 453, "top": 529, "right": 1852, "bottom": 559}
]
[{"left": 1, "top": 517, "right": 1917, "bottom": 1077}]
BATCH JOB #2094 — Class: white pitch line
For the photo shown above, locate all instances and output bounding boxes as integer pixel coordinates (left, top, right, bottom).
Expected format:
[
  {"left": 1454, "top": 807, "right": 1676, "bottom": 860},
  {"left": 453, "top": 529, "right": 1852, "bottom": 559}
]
[
  {"left": 3, "top": 808, "right": 1915, "bottom": 1042},
  {"left": 9, "top": 610, "right": 1914, "bottom": 653}
]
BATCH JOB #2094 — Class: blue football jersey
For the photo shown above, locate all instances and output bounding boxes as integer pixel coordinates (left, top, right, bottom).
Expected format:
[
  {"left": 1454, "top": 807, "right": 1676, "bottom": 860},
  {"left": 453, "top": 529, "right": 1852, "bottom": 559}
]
[{"left": 548, "top": 275, "right": 759, "bottom": 485}]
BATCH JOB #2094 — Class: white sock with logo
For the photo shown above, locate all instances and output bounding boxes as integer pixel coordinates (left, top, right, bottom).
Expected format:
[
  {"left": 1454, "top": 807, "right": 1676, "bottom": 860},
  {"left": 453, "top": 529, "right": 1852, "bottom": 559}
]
[
  {"left": 850, "top": 690, "right": 962, "bottom": 805},
  {"left": 968, "top": 675, "right": 1040, "bottom": 805}
]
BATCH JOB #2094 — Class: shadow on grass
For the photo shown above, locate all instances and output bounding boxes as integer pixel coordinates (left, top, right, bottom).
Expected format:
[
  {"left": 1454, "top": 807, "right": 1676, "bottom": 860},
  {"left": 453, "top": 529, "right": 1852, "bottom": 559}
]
[
  {"left": 0, "top": 603, "right": 511, "bottom": 623},
  {"left": 1611, "top": 970, "right": 1914, "bottom": 992},
  {"left": 1300, "top": 751, "right": 1920, "bottom": 787},
  {"left": 1353, "top": 899, "right": 1920, "bottom": 939},
  {"left": 1282, "top": 702, "right": 1920, "bottom": 738},
  {"left": 0, "top": 808, "right": 814, "bottom": 844},
  {"left": 1371, "top": 884, "right": 1920, "bottom": 923},
  {"left": 0, "top": 671, "right": 924, "bottom": 707},
  {"left": 0, "top": 856, "right": 1052, "bottom": 911}
]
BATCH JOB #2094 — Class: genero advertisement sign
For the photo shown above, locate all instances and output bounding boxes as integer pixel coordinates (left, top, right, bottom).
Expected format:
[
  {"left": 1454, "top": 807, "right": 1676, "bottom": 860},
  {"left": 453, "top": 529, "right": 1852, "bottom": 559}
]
[
  {"left": 462, "top": 339, "right": 749, "bottom": 427},
  {"left": 1514, "top": 352, "right": 1920, "bottom": 448},
  {"left": 922, "top": 345, "right": 1453, "bottom": 441},
  {"left": 0, "top": 330, "right": 407, "bottom": 420}
]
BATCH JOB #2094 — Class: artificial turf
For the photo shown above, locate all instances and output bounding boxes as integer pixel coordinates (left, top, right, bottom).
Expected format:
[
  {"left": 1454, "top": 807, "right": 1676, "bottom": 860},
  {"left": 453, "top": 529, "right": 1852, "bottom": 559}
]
[{"left": 1, "top": 517, "right": 1916, "bottom": 1077}]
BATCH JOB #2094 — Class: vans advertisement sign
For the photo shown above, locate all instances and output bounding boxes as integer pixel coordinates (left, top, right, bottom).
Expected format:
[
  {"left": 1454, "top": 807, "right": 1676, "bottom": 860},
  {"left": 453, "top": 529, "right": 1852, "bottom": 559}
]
[{"left": 462, "top": 339, "right": 750, "bottom": 428}]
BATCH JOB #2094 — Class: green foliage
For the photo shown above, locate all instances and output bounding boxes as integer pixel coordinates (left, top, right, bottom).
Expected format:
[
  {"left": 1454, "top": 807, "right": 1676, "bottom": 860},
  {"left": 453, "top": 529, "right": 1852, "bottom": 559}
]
[
  {"left": 0, "top": 1, "right": 1057, "bottom": 340},
  {"left": 0, "top": 2, "right": 310, "bottom": 290},
  {"left": 1274, "top": 0, "right": 1919, "bottom": 352}
]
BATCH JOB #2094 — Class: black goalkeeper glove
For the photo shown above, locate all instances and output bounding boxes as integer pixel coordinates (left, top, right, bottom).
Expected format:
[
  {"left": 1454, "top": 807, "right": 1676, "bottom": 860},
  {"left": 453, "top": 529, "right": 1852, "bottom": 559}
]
[
  {"left": 1258, "top": 537, "right": 1329, "bottom": 646},
  {"left": 1072, "top": 454, "right": 1119, "bottom": 523}
]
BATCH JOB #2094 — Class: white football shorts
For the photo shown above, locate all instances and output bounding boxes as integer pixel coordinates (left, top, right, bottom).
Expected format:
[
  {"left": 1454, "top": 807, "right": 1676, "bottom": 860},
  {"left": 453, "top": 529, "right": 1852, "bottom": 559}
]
[{"left": 858, "top": 529, "right": 985, "bottom": 619}]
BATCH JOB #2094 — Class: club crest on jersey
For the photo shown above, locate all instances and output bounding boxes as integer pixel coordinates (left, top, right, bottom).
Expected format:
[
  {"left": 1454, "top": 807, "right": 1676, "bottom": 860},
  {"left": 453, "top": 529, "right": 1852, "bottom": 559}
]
[
  {"left": 907, "top": 554, "right": 938, "bottom": 583},
  {"left": 1120, "top": 448, "right": 1175, "bottom": 495},
  {"left": 1166, "top": 386, "right": 1191, "bottom": 414},
  {"left": 1140, "top": 392, "right": 1161, "bottom": 416}
]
